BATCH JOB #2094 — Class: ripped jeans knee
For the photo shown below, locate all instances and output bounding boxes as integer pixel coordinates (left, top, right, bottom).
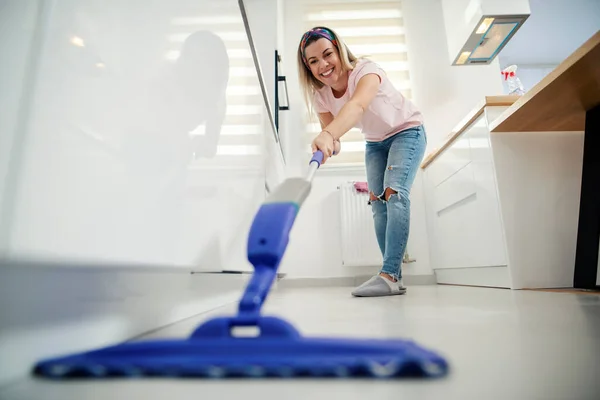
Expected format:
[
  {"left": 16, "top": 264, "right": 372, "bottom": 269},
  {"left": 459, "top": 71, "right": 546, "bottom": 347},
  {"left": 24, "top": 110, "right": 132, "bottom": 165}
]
[
  {"left": 369, "top": 191, "right": 379, "bottom": 203},
  {"left": 369, "top": 187, "right": 406, "bottom": 203},
  {"left": 383, "top": 187, "right": 397, "bottom": 201}
]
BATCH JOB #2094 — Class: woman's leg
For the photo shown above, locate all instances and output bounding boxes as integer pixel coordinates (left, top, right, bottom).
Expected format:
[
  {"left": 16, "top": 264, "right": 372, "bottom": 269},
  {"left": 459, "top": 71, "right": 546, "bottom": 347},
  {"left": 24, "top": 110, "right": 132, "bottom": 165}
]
[
  {"left": 364, "top": 141, "right": 388, "bottom": 257},
  {"left": 352, "top": 125, "right": 427, "bottom": 297},
  {"left": 379, "top": 125, "right": 427, "bottom": 281}
]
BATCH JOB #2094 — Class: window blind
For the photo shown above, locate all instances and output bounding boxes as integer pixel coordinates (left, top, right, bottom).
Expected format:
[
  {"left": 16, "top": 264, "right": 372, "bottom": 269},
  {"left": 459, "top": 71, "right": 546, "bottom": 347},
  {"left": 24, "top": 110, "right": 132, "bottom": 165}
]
[{"left": 300, "top": 0, "right": 412, "bottom": 166}]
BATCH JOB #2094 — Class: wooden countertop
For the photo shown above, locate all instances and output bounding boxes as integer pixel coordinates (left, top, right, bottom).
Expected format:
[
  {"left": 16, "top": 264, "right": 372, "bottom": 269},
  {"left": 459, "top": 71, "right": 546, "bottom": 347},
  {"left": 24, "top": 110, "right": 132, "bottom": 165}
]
[
  {"left": 490, "top": 30, "right": 600, "bottom": 133},
  {"left": 421, "top": 96, "right": 518, "bottom": 169}
]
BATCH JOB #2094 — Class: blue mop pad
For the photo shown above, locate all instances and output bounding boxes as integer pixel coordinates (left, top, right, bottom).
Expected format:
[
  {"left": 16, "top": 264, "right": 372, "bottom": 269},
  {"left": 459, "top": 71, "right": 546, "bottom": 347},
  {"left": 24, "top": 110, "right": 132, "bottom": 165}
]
[{"left": 32, "top": 151, "right": 449, "bottom": 379}]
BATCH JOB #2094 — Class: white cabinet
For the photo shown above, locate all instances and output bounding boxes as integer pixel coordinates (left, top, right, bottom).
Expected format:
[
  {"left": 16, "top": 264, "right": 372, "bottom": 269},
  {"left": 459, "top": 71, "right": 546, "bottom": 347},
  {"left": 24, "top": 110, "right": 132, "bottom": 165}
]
[
  {"left": 0, "top": 1, "right": 39, "bottom": 237},
  {"left": 424, "top": 106, "right": 510, "bottom": 287},
  {"left": 0, "top": 0, "right": 276, "bottom": 271},
  {"left": 424, "top": 102, "right": 586, "bottom": 289}
]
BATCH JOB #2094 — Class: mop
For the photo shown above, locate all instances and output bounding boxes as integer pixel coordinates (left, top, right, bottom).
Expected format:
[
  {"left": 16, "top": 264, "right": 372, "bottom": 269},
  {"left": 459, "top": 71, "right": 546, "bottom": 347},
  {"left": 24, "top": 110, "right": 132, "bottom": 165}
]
[{"left": 32, "top": 151, "right": 449, "bottom": 379}]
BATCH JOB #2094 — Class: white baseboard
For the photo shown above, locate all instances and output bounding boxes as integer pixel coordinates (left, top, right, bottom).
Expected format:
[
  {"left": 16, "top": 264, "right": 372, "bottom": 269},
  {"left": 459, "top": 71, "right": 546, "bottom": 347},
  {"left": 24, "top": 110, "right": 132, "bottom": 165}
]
[
  {"left": 434, "top": 266, "right": 511, "bottom": 288},
  {"left": 0, "top": 260, "right": 249, "bottom": 388}
]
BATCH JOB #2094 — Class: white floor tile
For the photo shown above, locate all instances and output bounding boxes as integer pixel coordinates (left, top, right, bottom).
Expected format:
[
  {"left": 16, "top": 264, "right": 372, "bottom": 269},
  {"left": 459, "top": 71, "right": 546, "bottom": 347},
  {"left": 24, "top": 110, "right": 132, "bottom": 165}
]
[{"left": 2, "top": 285, "right": 600, "bottom": 400}]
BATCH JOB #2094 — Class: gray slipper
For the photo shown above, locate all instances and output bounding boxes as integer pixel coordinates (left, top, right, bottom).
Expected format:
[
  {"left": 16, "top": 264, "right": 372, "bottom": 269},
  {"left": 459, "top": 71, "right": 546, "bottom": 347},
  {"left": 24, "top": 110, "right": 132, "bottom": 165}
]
[{"left": 351, "top": 275, "right": 407, "bottom": 297}]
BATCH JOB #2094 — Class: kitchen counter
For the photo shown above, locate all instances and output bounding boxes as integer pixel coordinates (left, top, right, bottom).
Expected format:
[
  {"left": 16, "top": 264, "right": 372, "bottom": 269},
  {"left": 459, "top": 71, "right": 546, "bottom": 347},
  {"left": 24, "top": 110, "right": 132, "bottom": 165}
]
[
  {"left": 421, "top": 30, "right": 600, "bottom": 290},
  {"left": 490, "top": 30, "right": 600, "bottom": 133},
  {"left": 421, "top": 96, "right": 518, "bottom": 169},
  {"left": 491, "top": 30, "right": 600, "bottom": 290}
]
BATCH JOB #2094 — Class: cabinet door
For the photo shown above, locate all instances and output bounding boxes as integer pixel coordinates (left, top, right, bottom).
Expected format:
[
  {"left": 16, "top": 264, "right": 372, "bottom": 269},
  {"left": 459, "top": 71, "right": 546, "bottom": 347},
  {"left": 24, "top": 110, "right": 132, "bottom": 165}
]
[
  {"left": 4, "top": 0, "right": 269, "bottom": 271},
  {"left": 433, "top": 161, "right": 480, "bottom": 269},
  {"left": 0, "top": 1, "right": 39, "bottom": 248},
  {"left": 467, "top": 112, "right": 508, "bottom": 269},
  {"left": 427, "top": 133, "right": 472, "bottom": 187},
  {"left": 427, "top": 113, "right": 508, "bottom": 270}
]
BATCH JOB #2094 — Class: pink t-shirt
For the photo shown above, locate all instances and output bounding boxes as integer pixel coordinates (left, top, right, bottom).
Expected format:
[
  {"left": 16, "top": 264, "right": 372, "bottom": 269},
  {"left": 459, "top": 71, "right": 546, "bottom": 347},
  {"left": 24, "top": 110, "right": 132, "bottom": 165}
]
[{"left": 314, "top": 59, "right": 424, "bottom": 142}]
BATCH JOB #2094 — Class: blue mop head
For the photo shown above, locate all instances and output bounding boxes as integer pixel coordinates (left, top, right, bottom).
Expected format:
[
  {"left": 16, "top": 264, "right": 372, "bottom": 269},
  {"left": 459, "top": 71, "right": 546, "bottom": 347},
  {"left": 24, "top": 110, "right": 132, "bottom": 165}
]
[
  {"left": 33, "top": 316, "right": 448, "bottom": 379},
  {"left": 32, "top": 151, "right": 449, "bottom": 380}
]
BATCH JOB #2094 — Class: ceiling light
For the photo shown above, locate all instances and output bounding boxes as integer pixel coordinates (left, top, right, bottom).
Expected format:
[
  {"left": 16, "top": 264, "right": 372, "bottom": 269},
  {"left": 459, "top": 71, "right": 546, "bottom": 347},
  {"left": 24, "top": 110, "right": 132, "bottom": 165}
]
[
  {"left": 452, "top": 14, "right": 529, "bottom": 66},
  {"left": 476, "top": 17, "right": 495, "bottom": 34}
]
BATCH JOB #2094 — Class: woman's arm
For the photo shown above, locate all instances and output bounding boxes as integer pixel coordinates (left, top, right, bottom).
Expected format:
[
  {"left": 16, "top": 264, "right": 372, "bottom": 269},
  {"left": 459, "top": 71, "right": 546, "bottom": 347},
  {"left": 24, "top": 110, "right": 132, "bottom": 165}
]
[
  {"left": 323, "top": 73, "right": 380, "bottom": 140},
  {"left": 312, "top": 73, "right": 380, "bottom": 161},
  {"left": 318, "top": 112, "right": 334, "bottom": 129},
  {"left": 318, "top": 112, "right": 341, "bottom": 155}
]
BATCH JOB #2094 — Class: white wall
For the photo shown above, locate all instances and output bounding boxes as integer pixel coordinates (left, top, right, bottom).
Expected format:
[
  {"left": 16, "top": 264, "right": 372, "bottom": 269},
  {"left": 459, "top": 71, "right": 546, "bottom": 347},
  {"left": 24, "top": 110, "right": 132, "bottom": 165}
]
[
  {"left": 441, "top": 0, "right": 478, "bottom": 63},
  {"left": 497, "top": 0, "right": 600, "bottom": 94},
  {"left": 481, "top": 0, "right": 530, "bottom": 15},
  {"left": 279, "top": 168, "right": 432, "bottom": 278},
  {"left": 276, "top": 0, "right": 435, "bottom": 280},
  {"left": 403, "top": 0, "right": 504, "bottom": 154},
  {"left": 276, "top": 0, "right": 514, "bottom": 280},
  {"left": 499, "top": 0, "right": 600, "bottom": 66},
  {"left": 280, "top": 171, "right": 377, "bottom": 279},
  {"left": 440, "top": 0, "right": 531, "bottom": 64}
]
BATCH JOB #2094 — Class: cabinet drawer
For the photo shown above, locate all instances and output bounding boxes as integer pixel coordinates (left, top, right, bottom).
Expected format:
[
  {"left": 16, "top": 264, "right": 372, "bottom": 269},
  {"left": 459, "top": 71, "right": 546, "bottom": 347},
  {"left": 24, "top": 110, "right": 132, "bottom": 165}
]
[
  {"left": 434, "top": 162, "right": 476, "bottom": 214},
  {"left": 427, "top": 134, "right": 471, "bottom": 187},
  {"left": 430, "top": 161, "right": 507, "bottom": 270}
]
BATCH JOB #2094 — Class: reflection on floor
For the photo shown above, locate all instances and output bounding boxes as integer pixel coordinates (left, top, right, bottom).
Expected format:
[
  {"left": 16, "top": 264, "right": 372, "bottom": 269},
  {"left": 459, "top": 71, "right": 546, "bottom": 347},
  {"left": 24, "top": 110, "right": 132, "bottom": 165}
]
[{"left": 3, "top": 285, "right": 600, "bottom": 400}]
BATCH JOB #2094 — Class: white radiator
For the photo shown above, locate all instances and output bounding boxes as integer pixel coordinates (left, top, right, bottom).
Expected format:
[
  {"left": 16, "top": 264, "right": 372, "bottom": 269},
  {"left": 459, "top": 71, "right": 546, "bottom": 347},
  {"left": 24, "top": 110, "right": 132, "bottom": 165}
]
[{"left": 338, "top": 182, "right": 383, "bottom": 267}]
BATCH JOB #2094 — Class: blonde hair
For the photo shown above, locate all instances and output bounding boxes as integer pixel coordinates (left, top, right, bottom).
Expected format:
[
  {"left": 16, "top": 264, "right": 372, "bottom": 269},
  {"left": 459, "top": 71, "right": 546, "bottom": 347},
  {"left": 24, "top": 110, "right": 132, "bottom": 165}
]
[{"left": 297, "top": 26, "right": 360, "bottom": 122}]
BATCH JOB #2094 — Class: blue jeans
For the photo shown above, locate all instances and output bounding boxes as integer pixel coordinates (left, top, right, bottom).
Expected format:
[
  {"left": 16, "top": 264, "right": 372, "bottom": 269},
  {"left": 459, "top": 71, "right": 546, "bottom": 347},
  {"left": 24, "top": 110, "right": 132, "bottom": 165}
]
[{"left": 365, "top": 125, "right": 427, "bottom": 280}]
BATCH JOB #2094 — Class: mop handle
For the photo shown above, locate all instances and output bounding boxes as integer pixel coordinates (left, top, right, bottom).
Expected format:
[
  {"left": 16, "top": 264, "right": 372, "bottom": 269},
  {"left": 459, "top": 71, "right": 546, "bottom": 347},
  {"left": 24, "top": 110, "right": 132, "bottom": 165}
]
[
  {"left": 306, "top": 151, "right": 322, "bottom": 182},
  {"left": 310, "top": 150, "right": 324, "bottom": 167},
  {"left": 240, "top": 151, "right": 326, "bottom": 317},
  {"left": 306, "top": 149, "right": 336, "bottom": 182},
  {"left": 310, "top": 149, "right": 336, "bottom": 166}
]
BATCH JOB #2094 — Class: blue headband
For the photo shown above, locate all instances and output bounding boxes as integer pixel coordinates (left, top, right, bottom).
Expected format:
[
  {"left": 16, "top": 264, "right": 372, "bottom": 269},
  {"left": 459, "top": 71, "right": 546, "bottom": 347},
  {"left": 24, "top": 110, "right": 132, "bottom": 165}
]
[{"left": 300, "top": 28, "right": 338, "bottom": 66}]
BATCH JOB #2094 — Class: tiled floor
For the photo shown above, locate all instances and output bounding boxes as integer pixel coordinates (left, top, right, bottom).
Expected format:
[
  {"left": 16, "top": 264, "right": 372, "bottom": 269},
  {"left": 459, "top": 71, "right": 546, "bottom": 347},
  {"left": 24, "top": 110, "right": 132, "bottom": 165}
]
[{"left": 2, "top": 284, "right": 600, "bottom": 399}]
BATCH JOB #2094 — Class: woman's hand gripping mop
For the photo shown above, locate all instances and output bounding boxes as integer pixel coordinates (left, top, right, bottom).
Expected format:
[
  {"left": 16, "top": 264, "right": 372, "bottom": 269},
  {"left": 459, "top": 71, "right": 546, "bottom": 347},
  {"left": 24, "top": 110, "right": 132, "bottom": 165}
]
[{"left": 32, "top": 151, "right": 449, "bottom": 380}]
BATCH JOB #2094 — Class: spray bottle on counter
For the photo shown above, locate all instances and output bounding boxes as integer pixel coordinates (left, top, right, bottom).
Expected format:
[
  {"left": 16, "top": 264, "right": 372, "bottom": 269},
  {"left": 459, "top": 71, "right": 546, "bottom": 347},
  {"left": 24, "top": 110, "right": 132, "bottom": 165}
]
[{"left": 501, "top": 64, "right": 525, "bottom": 95}]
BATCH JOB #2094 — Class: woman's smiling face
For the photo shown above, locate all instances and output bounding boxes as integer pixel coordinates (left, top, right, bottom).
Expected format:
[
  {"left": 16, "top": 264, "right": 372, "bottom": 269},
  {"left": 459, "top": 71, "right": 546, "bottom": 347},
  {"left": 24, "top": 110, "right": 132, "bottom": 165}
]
[{"left": 304, "top": 38, "right": 344, "bottom": 88}]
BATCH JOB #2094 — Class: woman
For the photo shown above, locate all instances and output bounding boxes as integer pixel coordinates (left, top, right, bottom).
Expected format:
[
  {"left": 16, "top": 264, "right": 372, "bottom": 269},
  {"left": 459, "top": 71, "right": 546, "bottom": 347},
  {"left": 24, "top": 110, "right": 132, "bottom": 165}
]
[{"left": 297, "top": 26, "right": 427, "bottom": 297}]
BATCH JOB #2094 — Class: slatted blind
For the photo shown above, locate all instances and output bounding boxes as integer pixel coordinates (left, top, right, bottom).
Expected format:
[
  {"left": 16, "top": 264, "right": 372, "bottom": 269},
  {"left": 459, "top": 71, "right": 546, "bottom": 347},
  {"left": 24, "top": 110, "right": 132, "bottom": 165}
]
[
  {"left": 301, "top": 0, "right": 411, "bottom": 166},
  {"left": 165, "top": 2, "right": 266, "bottom": 168}
]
